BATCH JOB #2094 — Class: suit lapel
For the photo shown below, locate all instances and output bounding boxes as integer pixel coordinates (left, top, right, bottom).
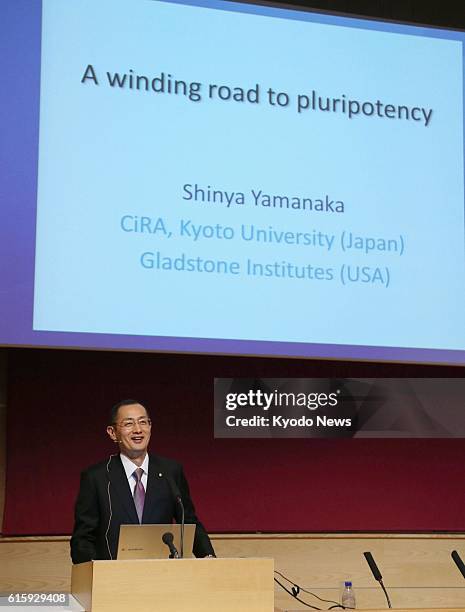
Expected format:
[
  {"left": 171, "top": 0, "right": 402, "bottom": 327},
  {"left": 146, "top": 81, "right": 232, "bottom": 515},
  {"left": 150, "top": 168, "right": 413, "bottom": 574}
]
[
  {"left": 142, "top": 455, "right": 171, "bottom": 523},
  {"left": 108, "top": 455, "right": 139, "bottom": 523}
]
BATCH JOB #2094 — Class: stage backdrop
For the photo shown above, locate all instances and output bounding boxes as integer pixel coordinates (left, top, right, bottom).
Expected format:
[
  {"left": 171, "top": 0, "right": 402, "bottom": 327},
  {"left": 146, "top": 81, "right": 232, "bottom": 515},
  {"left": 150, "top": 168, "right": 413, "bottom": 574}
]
[{"left": 3, "top": 348, "right": 465, "bottom": 535}]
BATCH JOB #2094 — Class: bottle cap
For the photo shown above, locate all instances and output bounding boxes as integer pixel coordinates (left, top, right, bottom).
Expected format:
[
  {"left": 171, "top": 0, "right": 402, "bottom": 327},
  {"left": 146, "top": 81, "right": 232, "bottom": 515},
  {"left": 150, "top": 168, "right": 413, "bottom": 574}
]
[{"left": 344, "top": 581, "right": 352, "bottom": 587}]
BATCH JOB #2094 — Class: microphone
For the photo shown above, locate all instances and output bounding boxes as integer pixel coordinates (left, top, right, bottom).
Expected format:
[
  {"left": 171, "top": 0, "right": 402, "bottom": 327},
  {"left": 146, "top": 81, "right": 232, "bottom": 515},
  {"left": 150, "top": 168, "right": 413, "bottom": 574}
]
[
  {"left": 364, "top": 551, "right": 383, "bottom": 581},
  {"left": 165, "top": 475, "right": 182, "bottom": 501},
  {"left": 363, "top": 551, "right": 392, "bottom": 609},
  {"left": 162, "top": 531, "right": 179, "bottom": 559},
  {"left": 163, "top": 474, "right": 185, "bottom": 559},
  {"left": 451, "top": 551, "right": 465, "bottom": 580}
]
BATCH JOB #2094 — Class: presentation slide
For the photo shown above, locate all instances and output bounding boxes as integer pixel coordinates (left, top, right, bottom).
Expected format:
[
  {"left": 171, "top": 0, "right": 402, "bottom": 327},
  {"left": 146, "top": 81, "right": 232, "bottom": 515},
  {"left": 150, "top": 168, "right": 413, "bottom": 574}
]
[{"left": 1, "top": 0, "right": 465, "bottom": 363}]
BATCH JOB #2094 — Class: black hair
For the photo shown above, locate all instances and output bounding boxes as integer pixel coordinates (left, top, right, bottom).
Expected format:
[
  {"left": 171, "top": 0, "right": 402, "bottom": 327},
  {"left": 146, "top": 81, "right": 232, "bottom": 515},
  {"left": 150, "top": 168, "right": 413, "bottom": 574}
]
[{"left": 110, "top": 399, "right": 149, "bottom": 425}]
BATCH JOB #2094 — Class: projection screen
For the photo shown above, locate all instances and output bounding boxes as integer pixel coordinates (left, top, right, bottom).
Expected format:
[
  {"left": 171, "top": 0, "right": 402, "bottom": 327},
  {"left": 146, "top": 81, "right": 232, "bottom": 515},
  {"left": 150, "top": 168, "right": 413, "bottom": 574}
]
[{"left": 1, "top": 0, "right": 464, "bottom": 364}]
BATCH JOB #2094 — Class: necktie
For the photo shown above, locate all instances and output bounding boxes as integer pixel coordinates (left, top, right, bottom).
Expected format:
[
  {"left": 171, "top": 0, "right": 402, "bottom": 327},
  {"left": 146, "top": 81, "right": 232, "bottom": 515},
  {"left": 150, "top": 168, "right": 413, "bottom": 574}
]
[{"left": 133, "top": 468, "right": 145, "bottom": 523}]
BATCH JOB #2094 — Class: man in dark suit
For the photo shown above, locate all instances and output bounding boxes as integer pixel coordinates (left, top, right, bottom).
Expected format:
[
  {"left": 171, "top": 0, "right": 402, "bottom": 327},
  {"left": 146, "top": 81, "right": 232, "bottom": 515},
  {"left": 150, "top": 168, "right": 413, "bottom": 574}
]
[{"left": 70, "top": 399, "right": 215, "bottom": 563}]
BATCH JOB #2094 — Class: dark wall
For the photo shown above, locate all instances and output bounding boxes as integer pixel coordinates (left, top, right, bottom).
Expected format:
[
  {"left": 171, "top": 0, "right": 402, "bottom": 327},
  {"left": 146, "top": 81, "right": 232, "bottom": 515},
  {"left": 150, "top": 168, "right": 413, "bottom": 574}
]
[
  {"left": 3, "top": 348, "right": 464, "bottom": 535},
  {"left": 277, "top": 0, "right": 465, "bottom": 29}
]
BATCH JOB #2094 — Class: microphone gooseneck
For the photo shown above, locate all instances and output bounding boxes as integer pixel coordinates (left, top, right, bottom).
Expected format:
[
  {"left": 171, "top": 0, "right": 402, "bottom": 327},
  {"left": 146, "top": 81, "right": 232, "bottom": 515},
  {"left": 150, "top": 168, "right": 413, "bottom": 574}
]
[
  {"left": 363, "top": 551, "right": 392, "bottom": 609},
  {"left": 164, "top": 474, "right": 185, "bottom": 558}
]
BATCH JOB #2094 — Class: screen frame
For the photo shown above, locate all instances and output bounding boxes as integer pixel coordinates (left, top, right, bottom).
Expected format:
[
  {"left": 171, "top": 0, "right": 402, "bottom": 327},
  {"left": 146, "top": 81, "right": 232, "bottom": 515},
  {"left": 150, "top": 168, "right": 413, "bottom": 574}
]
[{"left": 1, "top": 0, "right": 464, "bottom": 365}]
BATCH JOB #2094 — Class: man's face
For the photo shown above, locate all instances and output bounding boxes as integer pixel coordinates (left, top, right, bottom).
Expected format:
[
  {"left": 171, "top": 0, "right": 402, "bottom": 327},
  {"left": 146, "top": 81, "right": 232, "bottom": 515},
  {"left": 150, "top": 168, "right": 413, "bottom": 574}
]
[{"left": 107, "top": 403, "right": 152, "bottom": 459}]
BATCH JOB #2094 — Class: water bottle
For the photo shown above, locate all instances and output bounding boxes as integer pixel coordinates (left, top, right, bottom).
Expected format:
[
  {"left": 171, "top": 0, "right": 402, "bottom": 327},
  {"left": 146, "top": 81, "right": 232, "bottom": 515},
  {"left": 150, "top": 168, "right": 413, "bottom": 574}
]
[{"left": 341, "top": 581, "right": 356, "bottom": 609}]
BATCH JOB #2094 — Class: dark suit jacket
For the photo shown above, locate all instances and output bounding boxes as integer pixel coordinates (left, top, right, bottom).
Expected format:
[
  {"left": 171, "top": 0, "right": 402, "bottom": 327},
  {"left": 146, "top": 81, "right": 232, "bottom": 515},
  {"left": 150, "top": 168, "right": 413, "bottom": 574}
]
[{"left": 70, "top": 453, "right": 215, "bottom": 563}]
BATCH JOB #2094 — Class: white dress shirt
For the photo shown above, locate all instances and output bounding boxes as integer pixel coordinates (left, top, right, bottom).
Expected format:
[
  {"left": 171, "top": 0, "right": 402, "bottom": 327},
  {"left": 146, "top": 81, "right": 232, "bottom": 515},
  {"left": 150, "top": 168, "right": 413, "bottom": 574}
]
[{"left": 120, "top": 453, "right": 149, "bottom": 495}]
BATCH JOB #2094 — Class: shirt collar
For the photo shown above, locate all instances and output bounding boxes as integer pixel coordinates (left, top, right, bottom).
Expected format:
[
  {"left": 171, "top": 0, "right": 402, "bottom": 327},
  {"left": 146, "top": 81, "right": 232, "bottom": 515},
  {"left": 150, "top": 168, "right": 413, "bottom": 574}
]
[{"left": 120, "top": 452, "right": 149, "bottom": 479}]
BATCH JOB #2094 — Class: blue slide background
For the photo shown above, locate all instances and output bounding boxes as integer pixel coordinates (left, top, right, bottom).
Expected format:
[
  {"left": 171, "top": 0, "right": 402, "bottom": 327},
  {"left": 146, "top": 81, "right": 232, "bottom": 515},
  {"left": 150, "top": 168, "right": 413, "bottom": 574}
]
[
  {"left": 0, "top": 0, "right": 465, "bottom": 364},
  {"left": 33, "top": 0, "right": 465, "bottom": 351}
]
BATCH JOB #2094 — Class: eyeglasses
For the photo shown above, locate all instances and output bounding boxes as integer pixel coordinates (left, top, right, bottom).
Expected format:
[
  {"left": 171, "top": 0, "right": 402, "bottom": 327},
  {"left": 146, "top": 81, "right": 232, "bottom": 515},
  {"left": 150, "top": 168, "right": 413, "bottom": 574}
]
[{"left": 113, "top": 418, "right": 152, "bottom": 430}]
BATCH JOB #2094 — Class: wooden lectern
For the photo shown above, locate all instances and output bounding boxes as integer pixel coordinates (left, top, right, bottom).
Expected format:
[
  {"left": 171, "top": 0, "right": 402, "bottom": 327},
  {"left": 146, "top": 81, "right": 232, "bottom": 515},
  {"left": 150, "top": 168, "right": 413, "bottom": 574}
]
[{"left": 71, "top": 557, "right": 274, "bottom": 611}]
